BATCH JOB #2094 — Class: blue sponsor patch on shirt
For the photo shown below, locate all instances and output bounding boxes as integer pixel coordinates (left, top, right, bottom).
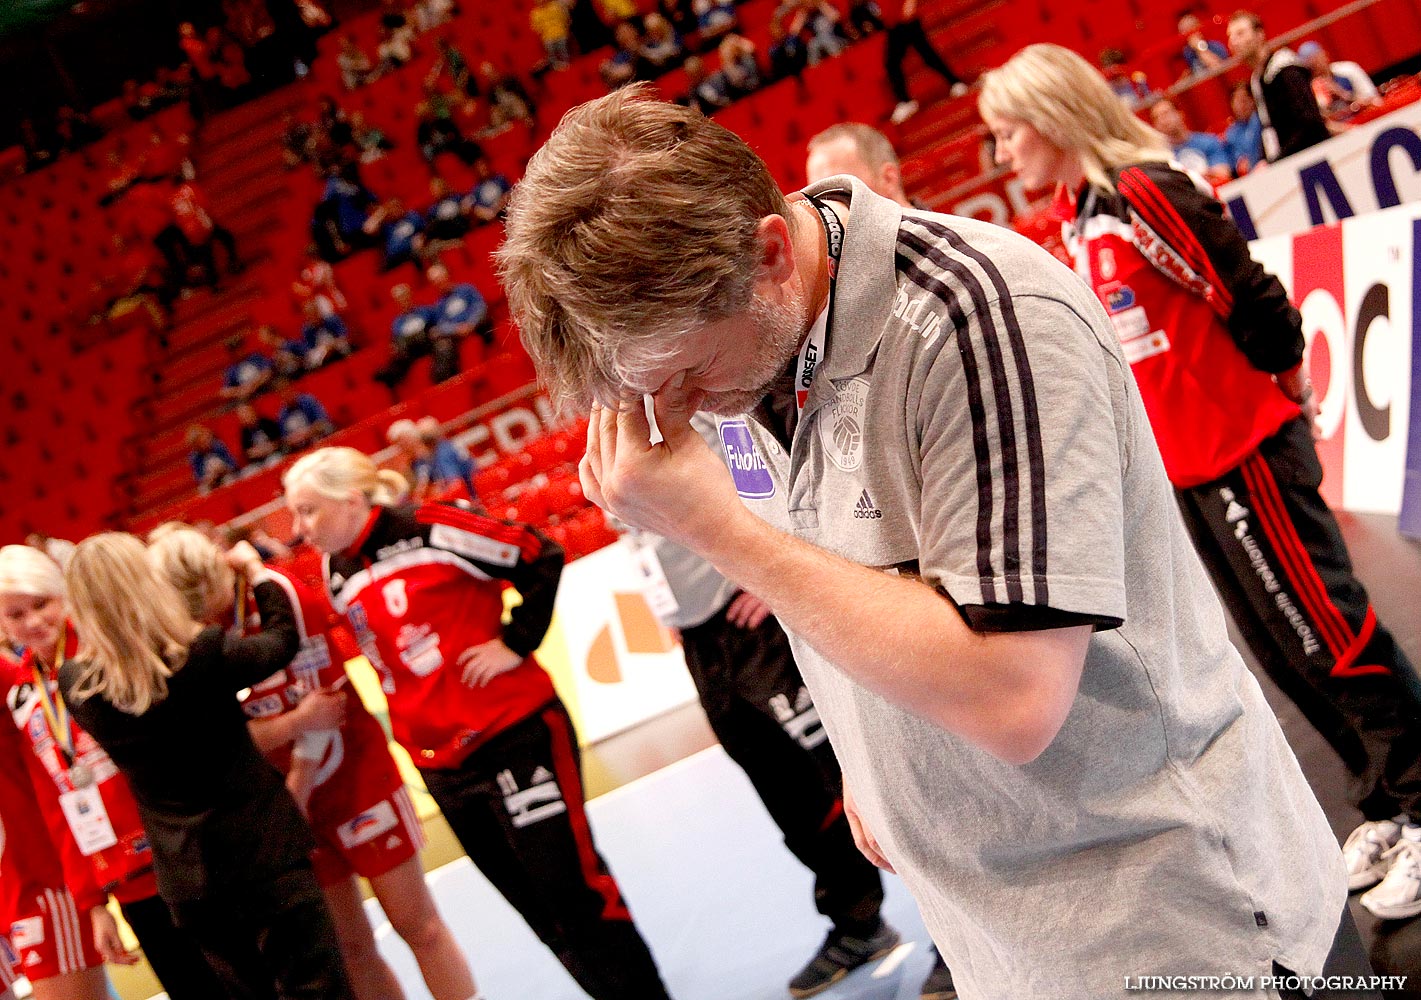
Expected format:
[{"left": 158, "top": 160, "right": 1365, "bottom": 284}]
[
  {"left": 719, "top": 420, "right": 775, "bottom": 499},
  {"left": 1106, "top": 285, "right": 1136, "bottom": 313}
]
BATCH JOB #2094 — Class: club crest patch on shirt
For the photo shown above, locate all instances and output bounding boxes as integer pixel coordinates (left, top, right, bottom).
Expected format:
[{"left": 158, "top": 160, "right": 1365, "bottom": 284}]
[
  {"left": 718, "top": 420, "right": 775, "bottom": 499},
  {"left": 820, "top": 378, "right": 869, "bottom": 472}
]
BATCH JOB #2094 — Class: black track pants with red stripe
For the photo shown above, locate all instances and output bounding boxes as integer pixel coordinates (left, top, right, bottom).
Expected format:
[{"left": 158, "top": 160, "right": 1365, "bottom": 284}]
[
  {"left": 420, "top": 700, "right": 671, "bottom": 1000},
  {"left": 1177, "top": 416, "right": 1421, "bottom": 821},
  {"left": 680, "top": 606, "right": 885, "bottom": 936}
]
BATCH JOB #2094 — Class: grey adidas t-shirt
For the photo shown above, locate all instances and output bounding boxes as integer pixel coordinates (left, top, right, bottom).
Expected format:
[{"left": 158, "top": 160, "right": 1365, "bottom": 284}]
[{"left": 714, "top": 176, "right": 1344, "bottom": 998}]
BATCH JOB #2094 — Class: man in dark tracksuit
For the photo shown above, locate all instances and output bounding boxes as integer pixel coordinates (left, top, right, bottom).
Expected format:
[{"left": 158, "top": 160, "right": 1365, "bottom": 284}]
[{"left": 1227, "top": 11, "right": 1332, "bottom": 162}]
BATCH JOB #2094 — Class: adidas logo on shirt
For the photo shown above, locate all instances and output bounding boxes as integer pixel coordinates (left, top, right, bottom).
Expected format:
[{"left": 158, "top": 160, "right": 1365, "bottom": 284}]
[{"left": 854, "top": 489, "right": 882, "bottom": 520}]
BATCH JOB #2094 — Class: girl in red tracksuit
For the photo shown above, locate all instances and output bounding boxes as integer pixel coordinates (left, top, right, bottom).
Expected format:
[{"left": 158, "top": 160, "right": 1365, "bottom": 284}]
[
  {"left": 0, "top": 545, "right": 225, "bottom": 999},
  {"left": 980, "top": 42, "right": 1421, "bottom": 930},
  {"left": 0, "top": 696, "right": 109, "bottom": 1000},
  {"left": 147, "top": 527, "right": 481, "bottom": 1000},
  {"left": 283, "top": 447, "right": 672, "bottom": 1000}
]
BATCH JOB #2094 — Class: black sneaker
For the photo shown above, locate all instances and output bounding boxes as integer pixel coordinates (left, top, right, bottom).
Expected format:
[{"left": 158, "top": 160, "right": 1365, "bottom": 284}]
[
  {"left": 788, "top": 921, "right": 901, "bottom": 998},
  {"left": 920, "top": 947, "right": 958, "bottom": 999}
]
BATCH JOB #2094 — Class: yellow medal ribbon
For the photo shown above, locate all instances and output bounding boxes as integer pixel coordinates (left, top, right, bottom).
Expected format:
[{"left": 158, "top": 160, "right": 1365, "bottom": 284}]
[{"left": 31, "top": 629, "right": 75, "bottom": 766}]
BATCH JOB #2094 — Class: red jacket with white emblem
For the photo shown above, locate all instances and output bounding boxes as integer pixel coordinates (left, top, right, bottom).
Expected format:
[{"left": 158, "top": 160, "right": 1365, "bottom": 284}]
[
  {"left": 324, "top": 503, "right": 563, "bottom": 769},
  {"left": 0, "top": 705, "right": 82, "bottom": 924},
  {"left": 1063, "top": 161, "right": 1303, "bottom": 486},
  {"left": 238, "top": 566, "right": 402, "bottom": 820},
  {"left": 6, "top": 626, "right": 156, "bottom": 909}
]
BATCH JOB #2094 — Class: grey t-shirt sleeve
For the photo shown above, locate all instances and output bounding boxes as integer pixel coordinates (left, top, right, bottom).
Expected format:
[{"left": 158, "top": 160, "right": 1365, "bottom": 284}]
[{"left": 914, "top": 292, "right": 1129, "bottom": 629}]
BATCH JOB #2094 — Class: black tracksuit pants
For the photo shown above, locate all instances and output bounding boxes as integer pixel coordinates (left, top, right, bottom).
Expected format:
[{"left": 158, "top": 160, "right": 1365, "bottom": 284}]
[
  {"left": 680, "top": 605, "right": 885, "bottom": 935},
  {"left": 119, "top": 892, "right": 233, "bottom": 999},
  {"left": 172, "top": 866, "right": 355, "bottom": 1000},
  {"left": 1177, "top": 416, "right": 1421, "bottom": 822},
  {"left": 421, "top": 701, "right": 671, "bottom": 1000}
]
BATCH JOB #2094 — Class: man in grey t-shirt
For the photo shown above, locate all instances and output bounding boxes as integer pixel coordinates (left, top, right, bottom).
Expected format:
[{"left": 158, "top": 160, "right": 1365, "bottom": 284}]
[{"left": 498, "top": 86, "right": 1350, "bottom": 998}]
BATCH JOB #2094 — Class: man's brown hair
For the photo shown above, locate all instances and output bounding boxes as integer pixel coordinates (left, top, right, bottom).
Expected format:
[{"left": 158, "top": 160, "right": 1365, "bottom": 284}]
[{"left": 497, "top": 84, "right": 792, "bottom": 408}]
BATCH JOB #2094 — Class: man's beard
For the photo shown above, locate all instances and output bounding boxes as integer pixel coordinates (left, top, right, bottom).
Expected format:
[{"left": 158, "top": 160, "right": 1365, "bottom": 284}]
[{"left": 699, "top": 286, "right": 808, "bottom": 416}]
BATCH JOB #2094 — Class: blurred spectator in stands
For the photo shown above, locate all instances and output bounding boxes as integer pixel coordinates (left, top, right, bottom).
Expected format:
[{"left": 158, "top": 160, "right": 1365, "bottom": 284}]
[
  {"left": 638, "top": 13, "right": 685, "bottom": 74},
  {"left": 377, "top": 282, "right": 455, "bottom": 388},
  {"left": 376, "top": 18, "right": 418, "bottom": 74},
  {"left": 387, "top": 417, "right": 477, "bottom": 500},
  {"left": 222, "top": 338, "right": 276, "bottom": 401},
  {"left": 313, "top": 95, "right": 356, "bottom": 163},
  {"left": 417, "top": 92, "right": 486, "bottom": 166},
  {"left": 471, "top": 158, "right": 513, "bottom": 224},
  {"left": 478, "top": 62, "right": 537, "bottom": 132},
  {"left": 658, "top": 0, "right": 698, "bottom": 40},
  {"left": 792, "top": 0, "right": 847, "bottom": 65},
  {"left": 364, "top": 197, "right": 429, "bottom": 271},
  {"left": 884, "top": 0, "right": 969, "bottom": 124},
  {"left": 53, "top": 105, "right": 103, "bottom": 154},
  {"left": 414, "top": 0, "right": 458, "bottom": 32},
  {"left": 188, "top": 425, "right": 240, "bottom": 492},
  {"left": 531, "top": 0, "right": 574, "bottom": 71},
  {"left": 425, "top": 176, "right": 474, "bottom": 241},
  {"left": 597, "top": 0, "right": 640, "bottom": 28},
  {"left": 312, "top": 163, "right": 377, "bottom": 260},
  {"left": 124, "top": 79, "right": 154, "bottom": 120},
  {"left": 171, "top": 179, "right": 243, "bottom": 289},
  {"left": 1223, "top": 82, "right": 1265, "bottom": 175},
  {"left": 179, "top": 21, "right": 220, "bottom": 106},
  {"left": 25, "top": 533, "right": 76, "bottom": 570},
  {"left": 433, "top": 34, "right": 474, "bottom": 94},
  {"left": 348, "top": 112, "right": 394, "bottom": 162},
  {"left": 293, "top": 245, "right": 348, "bottom": 318},
  {"left": 847, "top": 0, "right": 885, "bottom": 39},
  {"left": 1177, "top": 12, "right": 1227, "bottom": 78},
  {"left": 92, "top": 232, "right": 174, "bottom": 326},
  {"left": 719, "top": 34, "right": 762, "bottom": 98},
  {"left": 805, "top": 122, "right": 915, "bottom": 206},
  {"left": 281, "top": 111, "right": 314, "bottom": 166},
  {"left": 338, "top": 34, "right": 377, "bottom": 89},
  {"left": 767, "top": 17, "right": 809, "bottom": 82},
  {"left": 429, "top": 262, "right": 493, "bottom": 345},
  {"left": 296, "top": 0, "right": 333, "bottom": 31},
  {"left": 1100, "top": 48, "right": 1152, "bottom": 110},
  {"left": 1149, "top": 98, "right": 1232, "bottom": 185},
  {"left": 1299, "top": 40, "right": 1380, "bottom": 122},
  {"left": 680, "top": 55, "right": 733, "bottom": 114},
  {"left": 693, "top": 0, "right": 738, "bottom": 47},
  {"left": 603, "top": 22, "right": 649, "bottom": 89},
  {"left": 299, "top": 300, "right": 355, "bottom": 367},
  {"left": 235, "top": 403, "right": 286, "bottom": 468},
  {"left": 277, "top": 388, "right": 335, "bottom": 451},
  {"left": 206, "top": 24, "right": 253, "bottom": 91},
  {"left": 142, "top": 126, "right": 195, "bottom": 183},
  {"left": 259, "top": 323, "right": 309, "bottom": 382},
  {"left": 18, "top": 118, "right": 56, "bottom": 172},
  {"left": 1227, "top": 11, "right": 1331, "bottom": 161},
  {"left": 637, "top": 15, "right": 680, "bottom": 61}
]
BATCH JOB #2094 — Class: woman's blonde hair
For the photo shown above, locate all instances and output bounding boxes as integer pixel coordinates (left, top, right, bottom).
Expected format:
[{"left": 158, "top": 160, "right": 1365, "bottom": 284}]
[
  {"left": 64, "top": 533, "right": 199, "bottom": 716},
  {"left": 978, "top": 43, "right": 1170, "bottom": 192},
  {"left": 283, "top": 446, "right": 404, "bottom": 506},
  {"left": 147, "top": 528, "right": 234, "bottom": 623},
  {"left": 0, "top": 544, "right": 66, "bottom": 600}
]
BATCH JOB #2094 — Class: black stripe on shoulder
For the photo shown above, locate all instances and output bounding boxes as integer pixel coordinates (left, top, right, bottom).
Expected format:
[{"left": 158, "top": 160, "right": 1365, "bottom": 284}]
[
  {"left": 895, "top": 249, "right": 997, "bottom": 602},
  {"left": 899, "top": 222, "right": 1025, "bottom": 602},
  {"left": 905, "top": 217, "right": 1050, "bottom": 605}
]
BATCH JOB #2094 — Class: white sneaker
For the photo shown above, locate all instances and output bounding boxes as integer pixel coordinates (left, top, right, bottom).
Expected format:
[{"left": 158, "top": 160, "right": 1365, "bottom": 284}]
[
  {"left": 890, "top": 100, "right": 920, "bottom": 125},
  {"left": 1360, "top": 826, "right": 1421, "bottom": 920},
  {"left": 1343, "top": 817, "right": 1403, "bottom": 890},
  {"left": 950, "top": 81, "right": 970, "bottom": 98}
]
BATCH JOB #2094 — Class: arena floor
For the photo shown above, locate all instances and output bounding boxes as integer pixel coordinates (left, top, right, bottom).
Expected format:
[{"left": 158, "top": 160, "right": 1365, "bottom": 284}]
[{"left": 103, "top": 511, "right": 1421, "bottom": 1000}]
